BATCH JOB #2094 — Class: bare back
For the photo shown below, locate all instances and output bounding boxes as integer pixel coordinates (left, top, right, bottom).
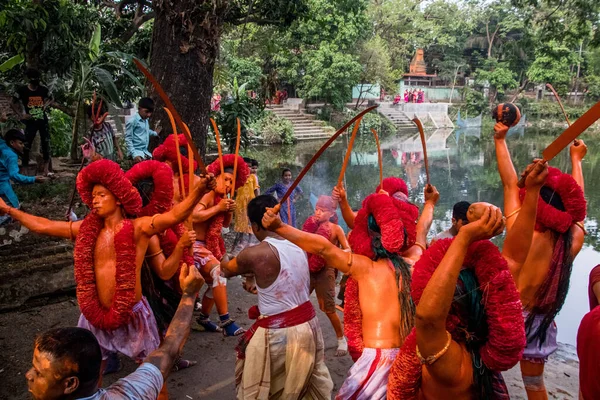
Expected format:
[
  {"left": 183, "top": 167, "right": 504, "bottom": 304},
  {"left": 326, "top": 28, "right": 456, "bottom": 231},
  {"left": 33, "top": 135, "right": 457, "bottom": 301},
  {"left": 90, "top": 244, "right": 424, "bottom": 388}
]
[
  {"left": 353, "top": 257, "right": 403, "bottom": 348},
  {"left": 419, "top": 343, "right": 473, "bottom": 399},
  {"left": 243, "top": 241, "right": 282, "bottom": 289}
]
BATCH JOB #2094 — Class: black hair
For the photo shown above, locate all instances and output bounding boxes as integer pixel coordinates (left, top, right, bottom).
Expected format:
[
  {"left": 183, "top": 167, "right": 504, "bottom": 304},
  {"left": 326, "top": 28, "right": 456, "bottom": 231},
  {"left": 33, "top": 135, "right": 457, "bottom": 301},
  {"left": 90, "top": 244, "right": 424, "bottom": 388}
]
[
  {"left": 454, "top": 269, "right": 495, "bottom": 400},
  {"left": 138, "top": 97, "right": 155, "bottom": 111},
  {"left": 248, "top": 195, "right": 278, "bottom": 230},
  {"left": 540, "top": 186, "right": 565, "bottom": 211},
  {"left": 251, "top": 159, "right": 258, "bottom": 167},
  {"left": 134, "top": 177, "right": 154, "bottom": 207},
  {"left": 282, "top": 168, "right": 291, "bottom": 177},
  {"left": 34, "top": 327, "right": 101, "bottom": 385},
  {"left": 367, "top": 215, "right": 414, "bottom": 341},
  {"left": 26, "top": 68, "right": 41, "bottom": 80},
  {"left": 452, "top": 201, "right": 471, "bottom": 223},
  {"left": 4, "top": 129, "right": 26, "bottom": 143},
  {"left": 85, "top": 101, "right": 108, "bottom": 119},
  {"left": 243, "top": 157, "right": 252, "bottom": 163}
]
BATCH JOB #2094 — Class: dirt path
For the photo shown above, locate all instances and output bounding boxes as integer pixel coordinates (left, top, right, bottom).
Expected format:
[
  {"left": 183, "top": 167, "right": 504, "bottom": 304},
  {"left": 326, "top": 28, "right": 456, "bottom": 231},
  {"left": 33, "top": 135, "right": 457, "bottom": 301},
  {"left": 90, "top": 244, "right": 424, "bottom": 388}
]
[{"left": 0, "top": 277, "right": 579, "bottom": 399}]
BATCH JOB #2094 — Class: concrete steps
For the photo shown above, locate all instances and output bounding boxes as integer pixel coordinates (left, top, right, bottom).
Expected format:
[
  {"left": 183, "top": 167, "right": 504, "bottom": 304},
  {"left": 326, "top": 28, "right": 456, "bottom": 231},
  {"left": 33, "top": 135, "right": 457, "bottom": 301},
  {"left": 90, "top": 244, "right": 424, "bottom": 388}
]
[
  {"left": 377, "top": 102, "right": 417, "bottom": 129},
  {"left": 267, "top": 106, "right": 334, "bottom": 141}
]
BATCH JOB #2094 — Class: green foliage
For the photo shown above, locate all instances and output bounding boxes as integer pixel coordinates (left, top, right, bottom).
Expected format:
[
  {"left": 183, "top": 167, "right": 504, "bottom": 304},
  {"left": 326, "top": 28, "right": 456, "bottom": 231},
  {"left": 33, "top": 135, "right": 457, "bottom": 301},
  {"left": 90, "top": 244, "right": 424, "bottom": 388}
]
[
  {"left": 48, "top": 109, "right": 72, "bottom": 157},
  {"left": 215, "top": 79, "right": 265, "bottom": 152},
  {"left": 585, "top": 75, "right": 600, "bottom": 100},
  {"left": 251, "top": 112, "right": 294, "bottom": 145},
  {"left": 476, "top": 58, "right": 518, "bottom": 94},
  {"left": 526, "top": 41, "right": 574, "bottom": 92},
  {"left": 461, "top": 86, "right": 488, "bottom": 116},
  {"left": 522, "top": 100, "right": 591, "bottom": 120}
]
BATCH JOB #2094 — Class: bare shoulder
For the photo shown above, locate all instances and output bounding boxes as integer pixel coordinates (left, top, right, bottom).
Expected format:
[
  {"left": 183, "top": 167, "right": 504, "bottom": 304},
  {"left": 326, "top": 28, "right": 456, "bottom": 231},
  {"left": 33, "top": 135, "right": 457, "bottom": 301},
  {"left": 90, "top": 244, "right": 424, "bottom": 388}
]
[
  {"left": 237, "top": 242, "right": 276, "bottom": 267},
  {"left": 199, "top": 190, "right": 216, "bottom": 208}
]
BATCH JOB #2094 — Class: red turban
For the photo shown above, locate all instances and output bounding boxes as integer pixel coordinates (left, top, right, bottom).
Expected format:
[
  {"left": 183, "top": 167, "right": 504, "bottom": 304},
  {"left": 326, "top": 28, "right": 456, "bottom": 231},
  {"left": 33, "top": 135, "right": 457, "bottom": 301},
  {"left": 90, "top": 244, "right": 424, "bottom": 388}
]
[
  {"left": 519, "top": 166, "right": 586, "bottom": 233},
  {"left": 76, "top": 159, "right": 142, "bottom": 216},
  {"left": 125, "top": 160, "right": 174, "bottom": 217},
  {"left": 152, "top": 134, "right": 198, "bottom": 173}
]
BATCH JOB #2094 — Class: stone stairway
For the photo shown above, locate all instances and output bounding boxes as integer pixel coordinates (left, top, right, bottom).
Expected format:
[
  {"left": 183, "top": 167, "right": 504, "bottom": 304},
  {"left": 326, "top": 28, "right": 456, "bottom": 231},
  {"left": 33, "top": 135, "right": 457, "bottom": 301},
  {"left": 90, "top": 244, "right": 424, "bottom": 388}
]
[
  {"left": 106, "top": 107, "right": 136, "bottom": 136},
  {"left": 267, "top": 105, "right": 334, "bottom": 141},
  {"left": 377, "top": 102, "right": 417, "bottom": 129}
]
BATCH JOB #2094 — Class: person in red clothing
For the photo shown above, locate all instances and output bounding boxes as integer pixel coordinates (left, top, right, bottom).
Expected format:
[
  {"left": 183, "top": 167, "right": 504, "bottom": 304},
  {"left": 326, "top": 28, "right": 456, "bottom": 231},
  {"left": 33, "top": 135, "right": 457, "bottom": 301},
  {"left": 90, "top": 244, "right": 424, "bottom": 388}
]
[{"left": 577, "top": 264, "right": 600, "bottom": 400}]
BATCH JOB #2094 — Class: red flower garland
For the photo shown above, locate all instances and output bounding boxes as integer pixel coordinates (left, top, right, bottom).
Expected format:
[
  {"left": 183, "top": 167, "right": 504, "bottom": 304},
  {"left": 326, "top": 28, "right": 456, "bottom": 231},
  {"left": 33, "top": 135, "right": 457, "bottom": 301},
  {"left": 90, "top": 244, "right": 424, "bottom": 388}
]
[
  {"left": 152, "top": 134, "right": 199, "bottom": 173},
  {"left": 387, "top": 238, "right": 525, "bottom": 399},
  {"left": 125, "top": 160, "right": 174, "bottom": 217},
  {"left": 302, "top": 215, "right": 333, "bottom": 273},
  {"left": 205, "top": 195, "right": 226, "bottom": 261},
  {"left": 345, "top": 191, "right": 419, "bottom": 358},
  {"left": 74, "top": 214, "right": 137, "bottom": 330},
  {"left": 77, "top": 159, "right": 142, "bottom": 216},
  {"left": 376, "top": 176, "right": 408, "bottom": 197},
  {"left": 519, "top": 166, "right": 586, "bottom": 233}
]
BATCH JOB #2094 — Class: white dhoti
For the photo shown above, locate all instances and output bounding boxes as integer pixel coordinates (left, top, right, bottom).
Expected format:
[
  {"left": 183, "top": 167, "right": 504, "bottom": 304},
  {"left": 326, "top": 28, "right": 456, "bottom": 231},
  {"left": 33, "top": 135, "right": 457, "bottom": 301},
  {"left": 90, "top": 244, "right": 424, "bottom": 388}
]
[
  {"left": 336, "top": 347, "right": 399, "bottom": 400},
  {"left": 235, "top": 317, "right": 333, "bottom": 400}
]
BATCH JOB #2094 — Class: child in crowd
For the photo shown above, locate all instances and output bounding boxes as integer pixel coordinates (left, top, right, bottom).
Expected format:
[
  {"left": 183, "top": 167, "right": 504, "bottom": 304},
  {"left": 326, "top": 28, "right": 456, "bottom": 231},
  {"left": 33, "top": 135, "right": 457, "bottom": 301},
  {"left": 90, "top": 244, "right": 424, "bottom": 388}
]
[{"left": 232, "top": 158, "right": 260, "bottom": 254}]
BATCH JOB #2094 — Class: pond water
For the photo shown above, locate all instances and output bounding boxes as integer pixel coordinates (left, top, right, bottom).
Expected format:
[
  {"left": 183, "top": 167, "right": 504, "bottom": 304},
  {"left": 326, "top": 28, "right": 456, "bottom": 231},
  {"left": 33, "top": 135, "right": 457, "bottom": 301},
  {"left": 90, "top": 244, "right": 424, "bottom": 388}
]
[{"left": 246, "top": 124, "right": 600, "bottom": 346}]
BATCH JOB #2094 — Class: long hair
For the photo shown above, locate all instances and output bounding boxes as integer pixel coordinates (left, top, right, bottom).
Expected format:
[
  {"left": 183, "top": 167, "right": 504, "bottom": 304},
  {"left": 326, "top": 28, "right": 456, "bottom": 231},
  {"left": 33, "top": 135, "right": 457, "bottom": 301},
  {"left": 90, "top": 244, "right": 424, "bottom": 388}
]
[{"left": 368, "top": 215, "right": 414, "bottom": 341}]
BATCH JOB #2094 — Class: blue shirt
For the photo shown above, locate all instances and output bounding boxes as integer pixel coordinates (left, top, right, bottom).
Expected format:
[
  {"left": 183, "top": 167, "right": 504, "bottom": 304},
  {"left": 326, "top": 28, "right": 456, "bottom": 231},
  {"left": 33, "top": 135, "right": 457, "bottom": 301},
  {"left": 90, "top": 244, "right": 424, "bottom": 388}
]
[
  {"left": 125, "top": 113, "right": 157, "bottom": 159},
  {"left": 0, "top": 138, "right": 35, "bottom": 208},
  {"left": 77, "top": 363, "right": 163, "bottom": 400}
]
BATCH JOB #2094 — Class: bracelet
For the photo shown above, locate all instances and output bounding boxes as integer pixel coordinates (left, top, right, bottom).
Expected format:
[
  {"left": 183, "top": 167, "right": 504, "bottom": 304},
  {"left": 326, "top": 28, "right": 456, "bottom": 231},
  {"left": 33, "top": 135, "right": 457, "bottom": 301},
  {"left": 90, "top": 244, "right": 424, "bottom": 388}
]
[
  {"left": 416, "top": 330, "right": 452, "bottom": 365},
  {"left": 150, "top": 214, "right": 159, "bottom": 229},
  {"left": 505, "top": 208, "right": 521, "bottom": 220},
  {"left": 145, "top": 249, "right": 164, "bottom": 258},
  {"left": 414, "top": 242, "right": 426, "bottom": 251},
  {"left": 575, "top": 221, "right": 587, "bottom": 235}
]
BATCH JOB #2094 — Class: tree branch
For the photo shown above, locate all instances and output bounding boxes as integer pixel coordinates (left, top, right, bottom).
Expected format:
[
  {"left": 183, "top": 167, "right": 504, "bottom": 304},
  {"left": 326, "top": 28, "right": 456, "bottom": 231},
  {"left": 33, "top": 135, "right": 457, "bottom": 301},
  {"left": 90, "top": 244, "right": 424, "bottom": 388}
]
[{"left": 120, "top": 10, "right": 155, "bottom": 43}]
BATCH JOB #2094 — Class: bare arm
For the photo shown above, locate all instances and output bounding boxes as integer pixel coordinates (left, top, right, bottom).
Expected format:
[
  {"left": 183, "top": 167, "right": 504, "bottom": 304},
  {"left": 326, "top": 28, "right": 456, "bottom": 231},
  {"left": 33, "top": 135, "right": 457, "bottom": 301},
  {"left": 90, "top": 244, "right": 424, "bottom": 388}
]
[
  {"left": 147, "top": 231, "right": 195, "bottom": 281},
  {"left": 493, "top": 123, "right": 521, "bottom": 221},
  {"left": 417, "top": 185, "right": 439, "bottom": 247},
  {"left": 0, "top": 199, "right": 81, "bottom": 239},
  {"left": 332, "top": 186, "right": 356, "bottom": 229},
  {"left": 145, "top": 264, "right": 204, "bottom": 378},
  {"left": 191, "top": 193, "right": 234, "bottom": 224},
  {"left": 263, "top": 207, "right": 367, "bottom": 275},
  {"left": 415, "top": 207, "right": 504, "bottom": 385},
  {"left": 503, "top": 161, "right": 547, "bottom": 278},
  {"left": 221, "top": 248, "right": 253, "bottom": 278},
  {"left": 140, "top": 175, "right": 213, "bottom": 237},
  {"left": 335, "top": 225, "right": 350, "bottom": 250},
  {"left": 570, "top": 140, "right": 587, "bottom": 256}
]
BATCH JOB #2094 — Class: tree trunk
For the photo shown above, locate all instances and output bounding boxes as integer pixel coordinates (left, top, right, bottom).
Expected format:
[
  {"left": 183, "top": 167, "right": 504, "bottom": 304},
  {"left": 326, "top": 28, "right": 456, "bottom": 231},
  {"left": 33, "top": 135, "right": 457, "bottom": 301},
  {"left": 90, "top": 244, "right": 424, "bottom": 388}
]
[{"left": 149, "top": 0, "right": 226, "bottom": 159}]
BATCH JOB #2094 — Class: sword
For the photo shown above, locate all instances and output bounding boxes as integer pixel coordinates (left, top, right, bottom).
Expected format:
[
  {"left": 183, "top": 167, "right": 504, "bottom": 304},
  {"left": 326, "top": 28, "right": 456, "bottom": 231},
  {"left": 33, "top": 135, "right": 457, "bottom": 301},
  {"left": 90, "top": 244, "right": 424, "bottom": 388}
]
[
  {"left": 132, "top": 58, "right": 206, "bottom": 173},
  {"left": 413, "top": 117, "right": 430, "bottom": 186},
  {"left": 517, "top": 99, "right": 600, "bottom": 188}
]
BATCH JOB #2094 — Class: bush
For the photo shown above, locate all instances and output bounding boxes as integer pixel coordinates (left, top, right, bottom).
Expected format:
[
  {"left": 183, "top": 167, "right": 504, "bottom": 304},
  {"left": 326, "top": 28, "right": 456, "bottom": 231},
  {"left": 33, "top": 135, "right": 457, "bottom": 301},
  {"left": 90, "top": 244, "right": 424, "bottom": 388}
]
[
  {"left": 49, "top": 109, "right": 72, "bottom": 157},
  {"left": 461, "top": 86, "right": 488, "bottom": 116},
  {"left": 251, "top": 112, "right": 294, "bottom": 145}
]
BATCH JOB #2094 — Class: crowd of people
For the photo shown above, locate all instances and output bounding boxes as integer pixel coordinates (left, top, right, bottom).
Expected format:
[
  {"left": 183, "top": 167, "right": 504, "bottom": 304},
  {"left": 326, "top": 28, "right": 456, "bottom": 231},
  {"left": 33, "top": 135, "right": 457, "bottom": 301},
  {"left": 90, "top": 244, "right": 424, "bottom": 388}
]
[
  {"left": 0, "top": 84, "right": 597, "bottom": 400},
  {"left": 393, "top": 88, "right": 425, "bottom": 105}
]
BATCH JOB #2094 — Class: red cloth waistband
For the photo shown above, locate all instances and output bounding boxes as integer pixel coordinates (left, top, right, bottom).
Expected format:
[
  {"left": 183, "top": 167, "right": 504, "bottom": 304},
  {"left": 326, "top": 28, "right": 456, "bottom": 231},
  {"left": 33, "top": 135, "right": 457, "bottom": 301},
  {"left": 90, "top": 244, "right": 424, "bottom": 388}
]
[{"left": 236, "top": 301, "right": 316, "bottom": 359}]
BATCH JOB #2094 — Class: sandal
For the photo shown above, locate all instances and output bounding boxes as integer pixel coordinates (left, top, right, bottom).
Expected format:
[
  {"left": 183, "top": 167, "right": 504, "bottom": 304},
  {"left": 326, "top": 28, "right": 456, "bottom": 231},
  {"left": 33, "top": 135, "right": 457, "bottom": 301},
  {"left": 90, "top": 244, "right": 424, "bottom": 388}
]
[
  {"left": 172, "top": 357, "right": 197, "bottom": 372},
  {"left": 196, "top": 314, "right": 222, "bottom": 333},
  {"left": 221, "top": 319, "right": 245, "bottom": 337}
]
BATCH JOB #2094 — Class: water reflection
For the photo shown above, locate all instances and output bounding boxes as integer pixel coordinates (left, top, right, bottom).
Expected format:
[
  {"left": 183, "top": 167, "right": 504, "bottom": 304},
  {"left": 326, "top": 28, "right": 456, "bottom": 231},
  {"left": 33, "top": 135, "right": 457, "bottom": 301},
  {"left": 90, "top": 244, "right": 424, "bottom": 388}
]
[{"left": 247, "top": 125, "right": 599, "bottom": 345}]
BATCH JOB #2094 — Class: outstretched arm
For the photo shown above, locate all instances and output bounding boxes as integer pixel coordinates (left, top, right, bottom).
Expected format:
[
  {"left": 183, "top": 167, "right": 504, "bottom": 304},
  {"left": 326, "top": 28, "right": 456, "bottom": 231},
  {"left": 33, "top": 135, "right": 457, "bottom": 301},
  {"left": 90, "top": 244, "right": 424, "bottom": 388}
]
[
  {"left": 415, "top": 207, "right": 504, "bottom": 386},
  {"left": 140, "top": 174, "right": 214, "bottom": 237},
  {"left": 145, "top": 264, "right": 204, "bottom": 378},
  {"left": 263, "top": 207, "right": 354, "bottom": 274},
  {"left": 503, "top": 161, "right": 547, "bottom": 279},
  {"left": 221, "top": 247, "right": 254, "bottom": 278},
  {"left": 332, "top": 186, "right": 356, "bottom": 229},
  {"left": 493, "top": 122, "right": 521, "bottom": 222},
  {"left": 404, "top": 185, "right": 439, "bottom": 263},
  {"left": 0, "top": 198, "right": 81, "bottom": 239}
]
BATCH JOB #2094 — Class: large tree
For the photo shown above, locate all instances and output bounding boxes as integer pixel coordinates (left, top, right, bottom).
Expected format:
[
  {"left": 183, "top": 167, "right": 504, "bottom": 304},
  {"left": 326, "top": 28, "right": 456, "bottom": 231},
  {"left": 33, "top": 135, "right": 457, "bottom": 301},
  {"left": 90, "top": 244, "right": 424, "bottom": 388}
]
[{"left": 148, "top": 0, "right": 306, "bottom": 156}]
